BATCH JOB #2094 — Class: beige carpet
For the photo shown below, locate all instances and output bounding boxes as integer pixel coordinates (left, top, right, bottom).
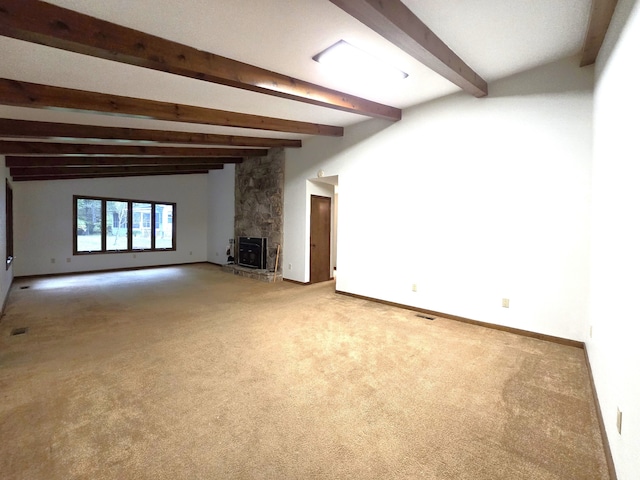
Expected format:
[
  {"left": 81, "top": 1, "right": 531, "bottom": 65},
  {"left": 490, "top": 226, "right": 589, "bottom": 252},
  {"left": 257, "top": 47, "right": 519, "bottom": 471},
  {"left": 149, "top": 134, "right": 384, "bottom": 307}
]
[{"left": 0, "top": 264, "right": 608, "bottom": 479}]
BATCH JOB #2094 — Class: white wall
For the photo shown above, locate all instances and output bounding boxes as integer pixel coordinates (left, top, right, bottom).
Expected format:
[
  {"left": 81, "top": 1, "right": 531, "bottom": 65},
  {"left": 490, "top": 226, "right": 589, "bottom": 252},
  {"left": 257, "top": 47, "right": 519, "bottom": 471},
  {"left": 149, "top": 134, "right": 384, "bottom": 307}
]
[
  {"left": 285, "top": 119, "right": 391, "bottom": 282},
  {"left": 589, "top": 0, "right": 640, "bottom": 477},
  {"left": 207, "top": 165, "right": 235, "bottom": 264},
  {"left": 0, "top": 156, "right": 14, "bottom": 309},
  {"left": 285, "top": 56, "right": 593, "bottom": 341},
  {"left": 13, "top": 174, "right": 208, "bottom": 276}
]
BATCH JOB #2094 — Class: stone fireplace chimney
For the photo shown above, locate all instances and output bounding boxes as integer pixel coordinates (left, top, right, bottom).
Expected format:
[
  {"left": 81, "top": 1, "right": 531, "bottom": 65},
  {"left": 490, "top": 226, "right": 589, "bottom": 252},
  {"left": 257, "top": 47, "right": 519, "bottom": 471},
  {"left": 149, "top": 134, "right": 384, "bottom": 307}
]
[{"left": 234, "top": 148, "right": 284, "bottom": 276}]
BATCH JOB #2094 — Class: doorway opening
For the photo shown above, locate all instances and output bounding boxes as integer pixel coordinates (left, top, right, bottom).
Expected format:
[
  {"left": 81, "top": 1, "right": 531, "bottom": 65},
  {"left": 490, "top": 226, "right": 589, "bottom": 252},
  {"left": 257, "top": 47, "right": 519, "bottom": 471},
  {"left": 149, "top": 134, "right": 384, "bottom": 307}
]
[
  {"left": 308, "top": 176, "right": 338, "bottom": 284},
  {"left": 310, "top": 195, "right": 331, "bottom": 283}
]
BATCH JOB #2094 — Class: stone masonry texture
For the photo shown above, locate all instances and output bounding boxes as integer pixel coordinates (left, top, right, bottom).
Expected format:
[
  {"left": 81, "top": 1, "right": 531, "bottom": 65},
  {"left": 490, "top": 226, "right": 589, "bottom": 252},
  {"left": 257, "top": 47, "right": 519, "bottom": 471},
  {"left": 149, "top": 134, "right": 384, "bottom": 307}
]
[{"left": 235, "top": 148, "right": 284, "bottom": 274}]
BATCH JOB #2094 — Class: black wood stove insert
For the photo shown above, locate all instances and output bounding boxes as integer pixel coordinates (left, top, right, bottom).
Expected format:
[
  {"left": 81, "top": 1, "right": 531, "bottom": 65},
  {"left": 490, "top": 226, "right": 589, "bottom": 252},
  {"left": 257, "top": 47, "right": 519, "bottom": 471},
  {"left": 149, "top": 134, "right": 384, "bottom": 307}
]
[{"left": 237, "top": 236, "right": 267, "bottom": 269}]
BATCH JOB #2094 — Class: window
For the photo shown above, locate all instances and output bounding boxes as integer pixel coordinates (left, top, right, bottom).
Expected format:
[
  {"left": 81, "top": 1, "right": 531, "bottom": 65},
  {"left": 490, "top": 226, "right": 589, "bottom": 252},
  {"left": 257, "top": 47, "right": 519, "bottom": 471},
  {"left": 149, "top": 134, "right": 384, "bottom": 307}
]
[
  {"left": 74, "top": 196, "right": 176, "bottom": 254},
  {"left": 132, "top": 202, "right": 151, "bottom": 250},
  {"left": 76, "top": 198, "right": 102, "bottom": 253},
  {"left": 155, "top": 204, "right": 174, "bottom": 249}
]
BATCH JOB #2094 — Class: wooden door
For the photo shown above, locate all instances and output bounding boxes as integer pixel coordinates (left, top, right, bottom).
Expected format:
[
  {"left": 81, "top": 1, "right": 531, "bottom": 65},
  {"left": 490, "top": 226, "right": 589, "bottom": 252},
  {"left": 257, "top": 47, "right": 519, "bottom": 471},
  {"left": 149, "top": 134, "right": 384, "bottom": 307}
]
[{"left": 310, "top": 195, "right": 331, "bottom": 283}]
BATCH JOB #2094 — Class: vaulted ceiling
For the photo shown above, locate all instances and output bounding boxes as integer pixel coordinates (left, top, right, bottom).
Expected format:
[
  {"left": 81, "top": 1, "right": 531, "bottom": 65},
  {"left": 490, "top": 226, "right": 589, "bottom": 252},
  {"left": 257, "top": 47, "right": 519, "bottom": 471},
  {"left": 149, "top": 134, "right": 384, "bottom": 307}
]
[{"left": 0, "top": 0, "right": 616, "bottom": 181}]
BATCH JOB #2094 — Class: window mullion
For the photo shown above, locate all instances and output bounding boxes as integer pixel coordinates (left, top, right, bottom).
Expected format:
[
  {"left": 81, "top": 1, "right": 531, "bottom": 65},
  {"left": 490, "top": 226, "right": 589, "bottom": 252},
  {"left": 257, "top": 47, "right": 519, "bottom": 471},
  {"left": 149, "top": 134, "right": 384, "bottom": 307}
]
[
  {"left": 172, "top": 206, "right": 176, "bottom": 250},
  {"left": 101, "top": 199, "right": 107, "bottom": 252},
  {"left": 127, "top": 201, "right": 133, "bottom": 252},
  {"left": 151, "top": 203, "right": 156, "bottom": 250},
  {"left": 73, "top": 195, "right": 78, "bottom": 254}
]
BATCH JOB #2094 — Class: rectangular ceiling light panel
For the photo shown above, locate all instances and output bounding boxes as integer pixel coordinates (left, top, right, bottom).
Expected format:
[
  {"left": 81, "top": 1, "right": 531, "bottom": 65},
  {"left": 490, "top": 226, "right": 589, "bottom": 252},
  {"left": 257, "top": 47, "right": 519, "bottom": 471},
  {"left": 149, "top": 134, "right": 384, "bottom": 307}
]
[{"left": 313, "top": 40, "right": 408, "bottom": 83}]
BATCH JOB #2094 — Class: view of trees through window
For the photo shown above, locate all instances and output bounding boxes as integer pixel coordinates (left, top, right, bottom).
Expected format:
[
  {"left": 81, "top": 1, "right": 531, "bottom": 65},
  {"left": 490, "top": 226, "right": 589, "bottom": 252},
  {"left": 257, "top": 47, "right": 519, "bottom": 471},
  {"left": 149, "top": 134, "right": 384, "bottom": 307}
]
[{"left": 75, "top": 196, "right": 175, "bottom": 254}]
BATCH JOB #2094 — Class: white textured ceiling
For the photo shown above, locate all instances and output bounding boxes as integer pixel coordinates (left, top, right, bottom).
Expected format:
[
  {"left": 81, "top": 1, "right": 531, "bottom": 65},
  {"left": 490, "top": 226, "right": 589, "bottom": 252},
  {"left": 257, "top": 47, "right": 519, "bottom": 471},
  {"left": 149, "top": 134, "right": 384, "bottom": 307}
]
[{"left": 0, "top": 0, "right": 592, "bottom": 140}]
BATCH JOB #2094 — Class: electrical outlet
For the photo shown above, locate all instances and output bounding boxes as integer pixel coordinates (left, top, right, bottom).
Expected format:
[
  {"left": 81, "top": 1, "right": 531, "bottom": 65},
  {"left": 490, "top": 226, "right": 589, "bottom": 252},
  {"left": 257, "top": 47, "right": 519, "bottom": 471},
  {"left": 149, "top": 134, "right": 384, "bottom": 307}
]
[
  {"left": 51, "top": 258, "right": 55, "bottom": 264},
  {"left": 133, "top": 254, "right": 137, "bottom": 259},
  {"left": 502, "top": 298, "right": 510, "bottom": 308},
  {"left": 412, "top": 284, "right": 417, "bottom": 292},
  {"left": 66, "top": 258, "right": 71, "bottom": 263},
  {"left": 288, "top": 263, "right": 292, "bottom": 270},
  {"left": 189, "top": 251, "right": 193, "bottom": 256},
  {"left": 617, "top": 408, "right": 622, "bottom": 434}
]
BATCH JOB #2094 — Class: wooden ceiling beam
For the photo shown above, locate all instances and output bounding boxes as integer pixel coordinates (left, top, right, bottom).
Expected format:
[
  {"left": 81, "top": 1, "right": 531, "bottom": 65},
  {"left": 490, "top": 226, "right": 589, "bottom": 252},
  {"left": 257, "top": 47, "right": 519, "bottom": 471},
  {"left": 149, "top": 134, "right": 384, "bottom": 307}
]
[
  {"left": 0, "top": 119, "right": 302, "bottom": 148},
  {"left": 6, "top": 156, "right": 241, "bottom": 167},
  {"left": 0, "top": 0, "right": 400, "bottom": 121},
  {"left": 0, "top": 140, "right": 265, "bottom": 156},
  {"left": 580, "top": 0, "right": 618, "bottom": 66},
  {"left": 10, "top": 164, "right": 222, "bottom": 177},
  {"left": 12, "top": 170, "right": 211, "bottom": 182},
  {"left": 328, "top": 0, "right": 488, "bottom": 97},
  {"left": 0, "top": 79, "right": 343, "bottom": 136}
]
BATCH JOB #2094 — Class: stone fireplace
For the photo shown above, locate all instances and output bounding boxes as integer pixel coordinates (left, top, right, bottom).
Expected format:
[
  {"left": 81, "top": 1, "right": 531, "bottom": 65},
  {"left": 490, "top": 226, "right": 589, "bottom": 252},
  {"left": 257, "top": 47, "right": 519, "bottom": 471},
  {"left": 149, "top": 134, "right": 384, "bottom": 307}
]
[{"left": 227, "top": 148, "right": 284, "bottom": 281}]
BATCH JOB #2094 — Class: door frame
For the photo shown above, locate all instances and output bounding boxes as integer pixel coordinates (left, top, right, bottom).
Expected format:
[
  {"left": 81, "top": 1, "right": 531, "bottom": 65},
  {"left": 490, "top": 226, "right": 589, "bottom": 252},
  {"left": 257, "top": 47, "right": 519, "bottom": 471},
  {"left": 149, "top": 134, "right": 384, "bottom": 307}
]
[{"left": 309, "top": 194, "right": 332, "bottom": 283}]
